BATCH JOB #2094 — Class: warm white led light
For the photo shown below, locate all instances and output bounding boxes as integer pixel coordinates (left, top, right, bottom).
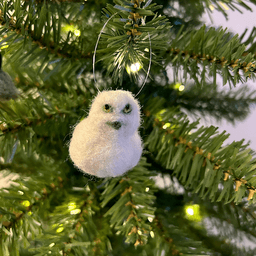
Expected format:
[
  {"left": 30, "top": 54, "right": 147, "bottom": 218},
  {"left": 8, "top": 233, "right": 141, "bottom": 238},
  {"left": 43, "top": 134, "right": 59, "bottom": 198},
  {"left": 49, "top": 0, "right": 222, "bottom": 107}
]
[
  {"left": 70, "top": 209, "right": 81, "bottom": 215},
  {"left": 56, "top": 227, "right": 64, "bottom": 233},
  {"left": 163, "top": 123, "right": 171, "bottom": 129},
  {"left": 130, "top": 63, "right": 141, "bottom": 72},
  {"left": 68, "top": 202, "right": 76, "bottom": 210},
  {"left": 74, "top": 29, "right": 81, "bottom": 37},
  {"left": 148, "top": 217, "right": 153, "bottom": 222},
  {"left": 179, "top": 85, "right": 185, "bottom": 91},
  {"left": 186, "top": 207, "right": 194, "bottom": 216}
]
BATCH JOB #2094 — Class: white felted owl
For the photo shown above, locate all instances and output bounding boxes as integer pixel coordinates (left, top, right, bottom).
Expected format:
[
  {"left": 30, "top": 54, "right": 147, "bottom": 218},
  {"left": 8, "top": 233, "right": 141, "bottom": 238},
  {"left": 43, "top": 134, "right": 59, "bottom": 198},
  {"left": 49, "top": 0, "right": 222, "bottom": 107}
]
[{"left": 69, "top": 90, "right": 143, "bottom": 178}]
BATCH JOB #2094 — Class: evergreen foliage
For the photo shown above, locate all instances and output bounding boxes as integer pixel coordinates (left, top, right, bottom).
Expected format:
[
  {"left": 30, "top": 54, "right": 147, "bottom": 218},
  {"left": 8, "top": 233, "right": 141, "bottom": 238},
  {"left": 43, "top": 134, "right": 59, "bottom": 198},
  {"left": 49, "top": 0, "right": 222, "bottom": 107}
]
[{"left": 0, "top": 0, "right": 256, "bottom": 255}]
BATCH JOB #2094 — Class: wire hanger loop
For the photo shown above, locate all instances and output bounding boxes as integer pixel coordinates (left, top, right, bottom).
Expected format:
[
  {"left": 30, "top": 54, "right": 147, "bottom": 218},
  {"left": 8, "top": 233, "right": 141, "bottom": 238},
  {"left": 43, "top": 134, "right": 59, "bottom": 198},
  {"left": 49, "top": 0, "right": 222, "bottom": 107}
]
[{"left": 93, "top": 12, "right": 152, "bottom": 97}]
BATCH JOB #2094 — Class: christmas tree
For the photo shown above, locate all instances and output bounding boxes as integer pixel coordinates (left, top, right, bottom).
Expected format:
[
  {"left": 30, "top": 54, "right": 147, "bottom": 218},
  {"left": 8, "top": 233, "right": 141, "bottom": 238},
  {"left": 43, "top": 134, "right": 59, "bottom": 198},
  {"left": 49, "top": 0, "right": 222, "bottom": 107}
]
[{"left": 1, "top": 0, "right": 256, "bottom": 255}]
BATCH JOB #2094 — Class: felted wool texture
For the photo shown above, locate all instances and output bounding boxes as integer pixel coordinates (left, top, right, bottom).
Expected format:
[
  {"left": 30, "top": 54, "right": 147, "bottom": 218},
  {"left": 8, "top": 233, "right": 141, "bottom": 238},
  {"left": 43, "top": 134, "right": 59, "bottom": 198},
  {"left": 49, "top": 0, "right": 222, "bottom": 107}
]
[
  {"left": 69, "top": 89, "right": 143, "bottom": 178},
  {"left": 0, "top": 70, "right": 19, "bottom": 101}
]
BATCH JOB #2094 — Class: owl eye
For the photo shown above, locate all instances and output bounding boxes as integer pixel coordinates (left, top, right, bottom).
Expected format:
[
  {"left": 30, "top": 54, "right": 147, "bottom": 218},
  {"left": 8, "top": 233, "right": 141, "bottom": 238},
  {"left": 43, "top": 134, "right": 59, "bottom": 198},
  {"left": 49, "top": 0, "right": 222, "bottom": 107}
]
[
  {"left": 123, "top": 103, "right": 132, "bottom": 114},
  {"left": 103, "top": 104, "right": 113, "bottom": 113}
]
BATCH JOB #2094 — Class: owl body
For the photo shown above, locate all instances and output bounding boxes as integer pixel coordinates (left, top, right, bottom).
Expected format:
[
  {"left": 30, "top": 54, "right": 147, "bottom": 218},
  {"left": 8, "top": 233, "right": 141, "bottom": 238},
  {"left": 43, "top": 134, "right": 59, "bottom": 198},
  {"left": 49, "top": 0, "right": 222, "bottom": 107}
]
[{"left": 69, "top": 90, "right": 143, "bottom": 178}]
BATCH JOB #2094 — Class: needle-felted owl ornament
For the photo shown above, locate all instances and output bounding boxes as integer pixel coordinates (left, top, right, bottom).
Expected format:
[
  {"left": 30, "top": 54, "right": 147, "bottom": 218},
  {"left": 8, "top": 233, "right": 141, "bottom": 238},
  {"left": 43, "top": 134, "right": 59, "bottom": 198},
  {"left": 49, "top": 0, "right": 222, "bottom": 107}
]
[{"left": 69, "top": 90, "right": 143, "bottom": 178}]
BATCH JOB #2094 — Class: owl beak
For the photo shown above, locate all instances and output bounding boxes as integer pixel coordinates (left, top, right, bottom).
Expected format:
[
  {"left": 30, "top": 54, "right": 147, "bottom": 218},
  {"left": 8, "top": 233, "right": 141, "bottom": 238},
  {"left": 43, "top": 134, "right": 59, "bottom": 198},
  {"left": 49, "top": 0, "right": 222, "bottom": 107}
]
[{"left": 106, "top": 121, "right": 122, "bottom": 130}]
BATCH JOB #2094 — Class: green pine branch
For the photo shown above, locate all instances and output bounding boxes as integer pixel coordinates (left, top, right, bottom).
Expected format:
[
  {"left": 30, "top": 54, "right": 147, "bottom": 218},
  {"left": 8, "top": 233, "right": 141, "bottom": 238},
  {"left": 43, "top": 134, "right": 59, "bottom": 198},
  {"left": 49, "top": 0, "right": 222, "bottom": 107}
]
[
  {"left": 0, "top": 0, "right": 92, "bottom": 60},
  {"left": 0, "top": 91, "right": 82, "bottom": 160},
  {"left": 153, "top": 208, "right": 215, "bottom": 255},
  {"left": 183, "top": 219, "right": 254, "bottom": 256},
  {"left": 0, "top": 161, "right": 66, "bottom": 254},
  {"left": 182, "top": 191, "right": 256, "bottom": 253},
  {"left": 151, "top": 215, "right": 182, "bottom": 256},
  {"left": 166, "top": 25, "right": 256, "bottom": 87},
  {"left": 204, "top": 200, "right": 256, "bottom": 239},
  {"left": 238, "top": 27, "right": 256, "bottom": 66},
  {"left": 29, "top": 184, "right": 112, "bottom": 256},
  {"left": 155, "top": 188, "right": 256, "bottom": 256},
  {"left": 141, "top": 82, "right": 256, "bottom": 125},
  {"left": 0, "top": 0, "right": 98, "bottom": 83},
  {"left": 144, "top": 105, "right": 256, "bottom": 204},
  {"left": 239, "top": 27, "right": 256, "bottom": 51},
  {"left": 176, "top": 84, "right": 256, "bottom": 124},
  {"left": 100, "top": 157, "right": 156, "bottom": 247},
  {"left": 96, "top": 0, "right": 171, "bottom": 84}
]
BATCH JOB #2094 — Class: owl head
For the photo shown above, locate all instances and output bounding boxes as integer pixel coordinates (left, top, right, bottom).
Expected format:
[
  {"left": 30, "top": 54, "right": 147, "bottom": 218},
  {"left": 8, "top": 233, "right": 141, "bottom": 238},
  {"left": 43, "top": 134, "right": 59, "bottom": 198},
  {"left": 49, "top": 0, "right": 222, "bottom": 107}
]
[{"left": 88, "top": 90, "right": 141, "bottom": 136}]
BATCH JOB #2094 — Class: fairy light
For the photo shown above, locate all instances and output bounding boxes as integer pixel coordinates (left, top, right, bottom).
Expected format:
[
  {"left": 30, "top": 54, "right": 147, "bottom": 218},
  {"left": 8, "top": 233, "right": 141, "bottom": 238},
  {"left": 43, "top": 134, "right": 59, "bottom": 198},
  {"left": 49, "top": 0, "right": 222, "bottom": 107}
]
[
  {"left": 156, "top": 109, "right": 167, "bottom": 121},
  {"left": 63, "top": 24, "right": 74, "bottom": 32},
  {"left": 130, "top": 63, "right": 141, "bottom": 72},
  {"left": 68, "top": 201, "right": 81, "bottom": 215},
  {"left": 178, "top": 85, "right": 185, "bottom": 91},
  {"left": 0, "top": 43, "right": 8, "bottom": 49},
  {"left": 148, "top": 217, "right": 153, "bottom": 222},
  {"left": 56, "top": 226, "right": 64, "bottom": 233},
  {"left": 63, "top": 24, "right": 81, "bottom": 37},
  {"left": 68, "top": 202, "right": 76, "bottom": 210},
  {"left": 22, "top": 200, "right": 30, "bottom": 207},
  {"left": 74, "top": 29, "right": 81, "bottom": 37},
  {"left": 186, "top": 207, "right": 194, "bottom": 216},
  {"left": 173, "top": 83, "right": 185, "bottom": 92},
  {"left": 70, "top": 209, "right": 81, "bottom": 215},
  {"left": 185, "top": 204, "right": 202, "bottom": 222},
  {"left": 163, "top": 123, "right": 171, "bottom": 129},
  {"left": 126, "top": 62, "right": 142, "bottom": 74}
]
